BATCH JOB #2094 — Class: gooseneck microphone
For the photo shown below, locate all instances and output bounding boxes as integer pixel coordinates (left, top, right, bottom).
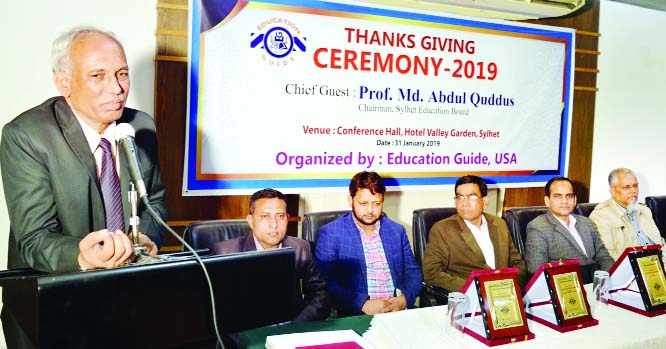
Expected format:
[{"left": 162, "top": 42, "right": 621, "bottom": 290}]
[
  {"left": 114, "top": 124, "right": 148, "bottom": 199},
  {"left": 114, "top": 123, "right": 225, "bottom": 347}
]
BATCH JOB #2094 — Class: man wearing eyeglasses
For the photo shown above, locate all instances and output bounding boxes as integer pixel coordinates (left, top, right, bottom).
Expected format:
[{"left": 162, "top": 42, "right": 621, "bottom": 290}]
[
  {"left": 211, "top": 188, "right": 330, "bottom": 322},
  {"left": 589, "top": 168, "right": 665, "bottom": 260},
  {"left": 422, "top": 175, "right": 526, "bottom": 292},
  {"left": 526, "top": 177, "right": 614, "bottom": 283}
]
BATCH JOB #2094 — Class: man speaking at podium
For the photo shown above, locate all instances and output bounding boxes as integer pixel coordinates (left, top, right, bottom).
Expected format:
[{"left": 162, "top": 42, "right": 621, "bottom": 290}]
[{"left": 1, "top": 26, "right": 166, "bottom": 347}]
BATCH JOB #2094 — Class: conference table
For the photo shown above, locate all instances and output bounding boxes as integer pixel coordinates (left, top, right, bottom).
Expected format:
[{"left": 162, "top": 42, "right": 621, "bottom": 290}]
[{"left": 236, "top": 284, "right": 666, "bottom": 349}]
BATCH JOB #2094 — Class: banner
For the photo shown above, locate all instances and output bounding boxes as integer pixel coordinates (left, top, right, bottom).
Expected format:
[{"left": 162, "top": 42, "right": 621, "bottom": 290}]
[{"left": 184, "top": 0, "right": 574, "bottom": 195}]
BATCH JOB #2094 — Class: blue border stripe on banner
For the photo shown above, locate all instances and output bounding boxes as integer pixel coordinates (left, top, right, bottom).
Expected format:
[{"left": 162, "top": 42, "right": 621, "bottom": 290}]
[{"left": 184, "top": 0, "right": 573, "bottom": 193}]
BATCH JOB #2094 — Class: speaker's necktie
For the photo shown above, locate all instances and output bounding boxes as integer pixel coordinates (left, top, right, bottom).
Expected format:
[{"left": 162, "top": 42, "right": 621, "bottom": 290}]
[{"left": 99, "top": 138, "right": 125, "bottom": 232}]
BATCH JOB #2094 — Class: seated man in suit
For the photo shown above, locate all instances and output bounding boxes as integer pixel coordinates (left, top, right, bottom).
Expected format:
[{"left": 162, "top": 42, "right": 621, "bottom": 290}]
[
  {"left": 422, "top": 175, "right": 526, "bottom": 292},
  {"left": 212, "top": 188, "right": 330, "bottom": 322},
  {"left": 590, "top": 168, "right": 665, "bottom": 259},
  {"left": 315, "top": 171, "right": 422, "bottom": 316},
  {"left": 526, "top": 177, "right": 614, "bottom": 283}
]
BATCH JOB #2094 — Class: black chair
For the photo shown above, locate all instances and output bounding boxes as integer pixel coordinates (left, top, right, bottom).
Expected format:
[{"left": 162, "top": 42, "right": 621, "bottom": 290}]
[
  {"left": 645, "top": 196, "right": 666, "bottom": 239},
  {"left": 412, "top": 207, "right": 458, "bottom": 306},
  {"left": 575, "top": 202, "right": 598, "bottom": 217},
  {"left": 412, "top": 207, "right": 458, "bottom": 267},
  {"left": 183, "top": 219, "right": 251, "bottom": 252},
  {"left": 504, "top": 206, "right": 549, "bottom": 258},
  {"left": 301, "top": 210, "right": 347, "bottom": 247}
]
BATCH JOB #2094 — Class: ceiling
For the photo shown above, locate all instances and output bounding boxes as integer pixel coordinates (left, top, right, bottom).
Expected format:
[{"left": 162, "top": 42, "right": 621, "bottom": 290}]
[{"left": 610, "top": 0, "right": 666, "bottom": 12}]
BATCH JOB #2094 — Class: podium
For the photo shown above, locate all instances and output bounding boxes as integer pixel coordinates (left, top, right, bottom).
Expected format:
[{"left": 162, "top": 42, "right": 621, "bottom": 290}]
[{"left": 0, "top": 248, "right": 297, "bottom": 348}]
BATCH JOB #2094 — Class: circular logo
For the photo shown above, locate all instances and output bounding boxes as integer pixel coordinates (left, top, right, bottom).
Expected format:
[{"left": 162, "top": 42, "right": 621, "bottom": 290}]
[{"left": 263, "top": 26, "right": 293, "bottom": 59}]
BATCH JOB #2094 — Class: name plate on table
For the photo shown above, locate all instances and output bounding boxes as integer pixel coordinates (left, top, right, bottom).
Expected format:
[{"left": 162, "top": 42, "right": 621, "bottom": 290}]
[
  {"left": 460, "top": 268, "right": 534, "bottom": 346},
  {"left": 523, "top": 260, "right": 597, "bottom": 332},
  {"left": 608, "top": 245, "right": 666, "bottom": 317}
]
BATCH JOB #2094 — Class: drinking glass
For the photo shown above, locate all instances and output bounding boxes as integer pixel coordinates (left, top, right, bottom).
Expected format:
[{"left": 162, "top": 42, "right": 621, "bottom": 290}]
[
  {"left": 592, "top": 270, "right": 611, "bottom": 318},
  {"left": 446, "top": 292, "right": 467, "bottom": 339}
]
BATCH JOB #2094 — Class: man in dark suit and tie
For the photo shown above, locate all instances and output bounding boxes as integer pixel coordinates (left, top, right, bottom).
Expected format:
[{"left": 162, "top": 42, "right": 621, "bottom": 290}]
[
  {"left": 212, "top": 188, "right": 330, "bottom": 322},
  {"left": 1, "top": 26, "right": 166, "bottom": 347},
  {"left": 525, "top": 177, "right": 614, "bottom": 283},
  {"left": 315, "top": 171, "right": 422, "bottom": 316}
]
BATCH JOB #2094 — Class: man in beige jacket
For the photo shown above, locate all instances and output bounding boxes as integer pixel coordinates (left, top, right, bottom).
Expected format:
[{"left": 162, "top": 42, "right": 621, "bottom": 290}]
[{"left": 590, "top": 168, "right": 664, "bottom": 259}]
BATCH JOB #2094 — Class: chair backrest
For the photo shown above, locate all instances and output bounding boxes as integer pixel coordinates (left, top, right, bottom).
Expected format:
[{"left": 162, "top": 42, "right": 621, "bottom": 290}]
[
  {"left": 645, "top": 196, "right": 666, "bottom": 239},
  {"left": 575, "top": 202, "right": 598, "bottom": 217},
  {"left": 412, "top": 207, "right": 458, "bottom": 266},
  {"left": 183, "top": 219, "right": 252, "bottom": 252},
  {"left": 504, "top": 206, "right": 549, "bottom": 258},
  {"left": 302, "top": 210, "right": 348, "bottom": 247}
]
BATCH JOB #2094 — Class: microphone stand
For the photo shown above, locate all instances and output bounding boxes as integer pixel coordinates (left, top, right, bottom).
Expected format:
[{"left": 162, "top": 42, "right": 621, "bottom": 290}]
[
  {"left": 129, "top": 183, "right": 166, "bottom": 264},
  {"left": 130, "top": 183, "right": 145, "bottom": 255}
]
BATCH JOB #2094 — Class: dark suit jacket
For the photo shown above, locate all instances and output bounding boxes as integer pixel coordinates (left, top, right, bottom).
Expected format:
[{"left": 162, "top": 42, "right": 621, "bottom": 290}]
[
  {"left": 422, "top": 214, "right": 527, "bottom": 292},
  {"left": 212, "top": 235, "right": 330, "bottom": 322},
  {"left": 314, "top": 212, "right": 423, "bottom": 316},
  {"left": 525, "top": 213, "right": 614, "bottom": 283},
  {"left": 1, "top": 97, "right": 167, "bottom": 273}
]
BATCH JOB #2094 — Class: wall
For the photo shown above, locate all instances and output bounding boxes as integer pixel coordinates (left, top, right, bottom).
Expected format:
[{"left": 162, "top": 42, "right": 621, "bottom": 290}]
[
  {"left": 0, "top": 1, "right": 156, "bottom": 347},
  {"left": 590, "top": 0, "right": 666, "bottom": 202}
]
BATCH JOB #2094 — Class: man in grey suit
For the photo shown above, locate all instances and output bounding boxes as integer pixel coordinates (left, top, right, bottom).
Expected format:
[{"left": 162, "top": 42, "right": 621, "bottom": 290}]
[
  {"left": 212, "top": 189, "right": 329, "bottom": 323},
  {"left": 1, "top": 26, "right": 166, "bottom": 347},
  {"left": 525, "top": 177, "right": 613, "bottom": 283}
]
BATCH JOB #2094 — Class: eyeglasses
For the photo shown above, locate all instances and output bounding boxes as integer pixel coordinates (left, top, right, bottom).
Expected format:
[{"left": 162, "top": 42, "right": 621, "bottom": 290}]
[
  {"left": 618, "top": 183, "right": 638, "bottom": 192},
  {"left": 254, "top": 213, "right": 289, "bottom": 222},
  {"left": 454, "top": 194, "right": 480, "bottom": 203},
  {"left": 551, "top": 193, "right": 575, "bottom": 200}
]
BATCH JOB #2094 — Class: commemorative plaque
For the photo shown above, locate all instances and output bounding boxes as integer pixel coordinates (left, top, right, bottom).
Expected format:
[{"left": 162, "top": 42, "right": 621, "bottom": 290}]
[
  {"left": 523, "top": 260, "right": 597, "bottom": 332},
  {"left": 459, "top": 268, "right": 534, "bottom": 346},
  {"left": 608, "top": 245, "right": 666, "bottom": 317}
]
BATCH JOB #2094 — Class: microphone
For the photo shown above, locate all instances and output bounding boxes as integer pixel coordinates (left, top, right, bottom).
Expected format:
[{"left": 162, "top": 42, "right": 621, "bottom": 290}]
[{"left": 114, "top": 123, "right": 148, "bottom": 199}]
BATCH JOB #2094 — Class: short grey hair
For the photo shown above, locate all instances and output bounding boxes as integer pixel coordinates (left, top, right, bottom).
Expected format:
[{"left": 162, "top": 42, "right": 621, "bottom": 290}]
[
  {"left": 608, "top": 168, "right": 636, "bottom": 185},
  {"left": 51, "top": 25, "right": 120, "bottom": 73}
]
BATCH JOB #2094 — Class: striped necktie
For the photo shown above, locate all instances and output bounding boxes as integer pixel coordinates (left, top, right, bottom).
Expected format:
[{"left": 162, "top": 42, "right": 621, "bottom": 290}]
[{"left": 99, "top": 138, "right": 125, "bottom": 232}]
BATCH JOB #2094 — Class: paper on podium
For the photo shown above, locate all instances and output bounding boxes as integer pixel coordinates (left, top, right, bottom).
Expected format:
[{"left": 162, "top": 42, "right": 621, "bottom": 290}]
[{"left": 266, "top": 329, "right": 374, "bottom": 349}]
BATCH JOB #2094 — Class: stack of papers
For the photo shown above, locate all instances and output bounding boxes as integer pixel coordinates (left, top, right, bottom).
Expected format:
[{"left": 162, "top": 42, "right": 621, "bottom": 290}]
[
  {"left": 266, "top": 329, "right": 375, "bottom": 349},
  {"left": 363, "top": 306, "right": 463, "bottom": 349}
]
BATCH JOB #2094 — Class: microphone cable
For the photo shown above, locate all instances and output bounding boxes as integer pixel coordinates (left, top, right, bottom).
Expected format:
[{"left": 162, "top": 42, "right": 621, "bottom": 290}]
[{"left": 141, "top": 195, "right": 225, "bottom": 348}]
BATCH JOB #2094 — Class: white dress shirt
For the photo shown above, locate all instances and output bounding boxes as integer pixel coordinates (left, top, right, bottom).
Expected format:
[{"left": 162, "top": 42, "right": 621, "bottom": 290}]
[
  {"left": 463, "top": 215, "right": 496, "bottom": 269},
  {"left": 554, "top": 214, "right": 587, "bottom": 256}
]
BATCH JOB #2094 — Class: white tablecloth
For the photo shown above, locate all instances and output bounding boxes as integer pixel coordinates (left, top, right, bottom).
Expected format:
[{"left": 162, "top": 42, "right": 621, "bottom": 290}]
[{"left": 363, "top": 285, "right": 666, "bottom": 349}]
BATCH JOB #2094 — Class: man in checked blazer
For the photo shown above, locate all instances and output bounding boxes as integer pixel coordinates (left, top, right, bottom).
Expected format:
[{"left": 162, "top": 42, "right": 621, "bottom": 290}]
[
  {"left": 525, "top": 177, "right": 614, "bottom": 283},
  {"left": 315, "top": 171, "right": 422, "bottom": 317}
]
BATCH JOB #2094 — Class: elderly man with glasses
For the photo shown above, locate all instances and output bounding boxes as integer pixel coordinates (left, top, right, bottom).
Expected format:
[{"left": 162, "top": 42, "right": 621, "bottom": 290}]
[
  {"left": 590, "top": 168, "right": 665, "bottom": 260},
  {"left": 422, "top": 175, "right": 526, "bottom": 293},
  {"left": 525, "top": 177, "right": 614, "bottom": 284}
]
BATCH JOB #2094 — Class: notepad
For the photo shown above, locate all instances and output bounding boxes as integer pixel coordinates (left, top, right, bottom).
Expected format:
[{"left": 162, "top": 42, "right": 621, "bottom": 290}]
[{"left": 266, "top": 329, "right": 373, "bottom": 349}]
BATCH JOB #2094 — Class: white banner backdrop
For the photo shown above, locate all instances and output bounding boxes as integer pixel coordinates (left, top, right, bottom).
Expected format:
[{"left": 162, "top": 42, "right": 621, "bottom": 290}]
[{"left": 184, "top": 0, "right": 574, "bottom": 195}]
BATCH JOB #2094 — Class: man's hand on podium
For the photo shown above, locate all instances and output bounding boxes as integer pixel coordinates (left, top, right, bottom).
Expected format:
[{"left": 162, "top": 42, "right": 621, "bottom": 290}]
[
  {"left": 129, "top": 232, "right": 159, "bottom": 255},
  {"left": 77, "top": 229, "right": 133, "bottom": 270}
]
